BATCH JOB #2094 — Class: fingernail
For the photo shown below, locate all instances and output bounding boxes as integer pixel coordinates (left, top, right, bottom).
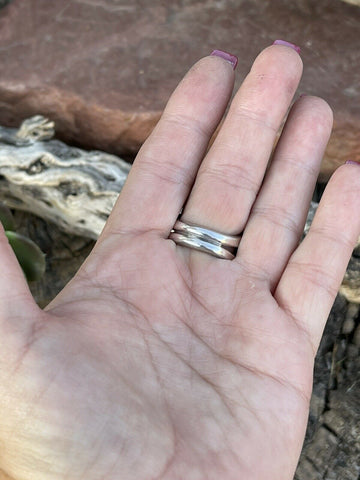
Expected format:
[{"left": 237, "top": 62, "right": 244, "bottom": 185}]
[
  {"left": 210, "top": 49, "right": 238, "bottom": 70},
  {"left": 345, "top": 160, "right": 360, "bottom": 166},
  {"left": 273, "top": 39, "right": 301, "bottom": 54}
]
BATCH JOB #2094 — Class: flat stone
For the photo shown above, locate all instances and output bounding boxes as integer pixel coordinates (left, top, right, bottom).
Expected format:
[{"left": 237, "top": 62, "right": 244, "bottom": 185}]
[{"left": 0, "top": 0, "right": 359, "bottom": 177}]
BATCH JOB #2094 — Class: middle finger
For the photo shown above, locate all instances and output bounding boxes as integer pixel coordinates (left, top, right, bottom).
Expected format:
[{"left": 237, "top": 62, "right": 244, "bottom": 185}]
[{"left": 181, "top": 43, "right": 303, "bottom": 237}]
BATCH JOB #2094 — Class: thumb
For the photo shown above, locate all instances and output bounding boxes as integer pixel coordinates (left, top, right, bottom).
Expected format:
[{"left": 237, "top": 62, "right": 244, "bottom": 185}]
[
  {"left": 0, "top": 222, "right": 40, "bottom": 354},
  {"left": 0, "top": 222, "right": 37, "bottom": 308}
]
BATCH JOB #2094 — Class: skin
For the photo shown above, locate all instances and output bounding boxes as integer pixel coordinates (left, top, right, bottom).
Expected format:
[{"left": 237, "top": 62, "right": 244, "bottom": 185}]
[{"left": 0, "top": 44, "right": 359, "bottom": 480}]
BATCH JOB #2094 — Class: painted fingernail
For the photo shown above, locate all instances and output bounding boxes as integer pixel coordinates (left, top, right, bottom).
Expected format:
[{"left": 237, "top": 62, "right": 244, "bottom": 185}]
[
  {"left": 345, "top": 160, "right": 360, "bottom": 166},
  {"left": 273, "top": 39, "right": 301, "bottom": 54},
  {"left": 210, "top": 49, "right": 238, "bottom": 70}
]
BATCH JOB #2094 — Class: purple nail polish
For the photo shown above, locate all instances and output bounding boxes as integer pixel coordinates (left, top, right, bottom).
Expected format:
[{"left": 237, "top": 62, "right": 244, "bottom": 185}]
[
  {"left": 273, "top": 39, "right": 301, "bottom": 54},
  {"left": 345, "top": 160, "right": 360, "bottom": 166},
  {"left": 210, "top": 49, "right": 238, "bottom": 70}
]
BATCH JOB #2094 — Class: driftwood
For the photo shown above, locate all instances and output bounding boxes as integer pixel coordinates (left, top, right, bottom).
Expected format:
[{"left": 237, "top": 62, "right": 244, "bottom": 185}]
[{"left": 0, "top": 116, "right": 130, "bottom": 239}]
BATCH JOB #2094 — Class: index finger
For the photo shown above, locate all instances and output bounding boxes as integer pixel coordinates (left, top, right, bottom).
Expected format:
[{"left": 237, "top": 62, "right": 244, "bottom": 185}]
[{"left": 101, "top": 52, "right": 236, "bottom": 239}]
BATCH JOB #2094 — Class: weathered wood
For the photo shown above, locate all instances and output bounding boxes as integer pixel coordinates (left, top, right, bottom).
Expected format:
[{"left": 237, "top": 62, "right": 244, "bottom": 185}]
[{"left": 0, "top": 117, "right": 130, "bottom": 239}]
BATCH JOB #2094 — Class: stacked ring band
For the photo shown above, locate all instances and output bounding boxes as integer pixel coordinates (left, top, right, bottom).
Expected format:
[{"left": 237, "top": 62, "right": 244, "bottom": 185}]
[{"left": 169, "top": 220, "right": 241, "bottom": 260}]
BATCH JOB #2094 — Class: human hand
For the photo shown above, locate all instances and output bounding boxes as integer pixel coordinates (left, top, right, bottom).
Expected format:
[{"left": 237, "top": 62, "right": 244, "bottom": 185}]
[{"left": 1, "top": 43, "right": 359, "bottom": 480}]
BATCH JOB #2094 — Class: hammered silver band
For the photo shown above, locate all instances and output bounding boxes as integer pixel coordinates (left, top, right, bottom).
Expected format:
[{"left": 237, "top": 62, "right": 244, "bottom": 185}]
[{"left": 169, "top": 220, "right": 241, "bottom": 260}]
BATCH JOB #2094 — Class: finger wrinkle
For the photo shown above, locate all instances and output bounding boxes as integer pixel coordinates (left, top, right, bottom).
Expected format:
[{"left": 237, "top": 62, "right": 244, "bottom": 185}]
[
  {"left": 199, "top": 163, "right": 260, "bottom": 198},
  {"left": 271, "top": 153, "right": 319, "bottom": 179},
  {"left": 137, "top": 152, "right": 194, "bottom": 190},
  {"left": 307, "top": 225, "right": 356, "bottom": 253},
  {"left": 227, "top": 104, "right": 279, "bottom": 134},
  {"left": 250, "top": 204, "right": 301, "bottom": 237},
  {"left": 161, "top": 111, "right": 215, "bottom": 141}
]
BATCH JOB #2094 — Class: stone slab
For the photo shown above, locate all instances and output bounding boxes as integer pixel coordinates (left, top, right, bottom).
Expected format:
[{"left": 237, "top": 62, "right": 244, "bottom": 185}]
[{"left": 0, "top": 0, "right": 359, "bottom": 177}]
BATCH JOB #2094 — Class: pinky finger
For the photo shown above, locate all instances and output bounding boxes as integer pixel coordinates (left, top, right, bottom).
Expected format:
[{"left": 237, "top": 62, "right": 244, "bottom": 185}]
[{"left": 275, "top": 162, "right": 360, "bottom": 351}]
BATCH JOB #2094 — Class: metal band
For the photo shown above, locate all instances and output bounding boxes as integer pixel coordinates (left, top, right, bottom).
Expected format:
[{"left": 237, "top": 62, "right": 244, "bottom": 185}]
[
  {"left": 169, "top": 220, "right": 241, "bottom": 260},
  {"left": 169, "top": 232, "right": 237, "bottom": 259},
  {"left": 173, "top": 220, "right": 241, "bottom": 248}
]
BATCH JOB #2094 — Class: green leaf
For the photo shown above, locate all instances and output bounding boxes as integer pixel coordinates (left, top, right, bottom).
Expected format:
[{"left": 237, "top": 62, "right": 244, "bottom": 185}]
[
  {"left": 5, "top": 231, "right": 46, "bottom": 281},
  {"left": 0, "top": 203, "right": 15, "bottom": 231}
]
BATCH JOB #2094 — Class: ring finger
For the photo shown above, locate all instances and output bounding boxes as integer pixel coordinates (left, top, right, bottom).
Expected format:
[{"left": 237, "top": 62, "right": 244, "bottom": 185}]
[
  {"left": 181, "top": 42, "right": 303, "bottom": 239},
  {"left": 238, "top": 95, "right": 333, "bottom": 289}
]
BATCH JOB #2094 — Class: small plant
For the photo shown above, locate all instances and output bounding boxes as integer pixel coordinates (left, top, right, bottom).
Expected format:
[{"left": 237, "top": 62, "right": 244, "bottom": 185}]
[{"left": 0, "top": 203, "right": 46, "bottom": 281}]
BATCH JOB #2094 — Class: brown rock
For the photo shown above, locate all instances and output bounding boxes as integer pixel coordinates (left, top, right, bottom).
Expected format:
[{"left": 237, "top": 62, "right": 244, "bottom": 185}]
[
  {"left": 0, "top": 85, "right": 160, "bottom": 157},
  {"left": 0, "top": 0, "right": 359, "bottom": 174}
]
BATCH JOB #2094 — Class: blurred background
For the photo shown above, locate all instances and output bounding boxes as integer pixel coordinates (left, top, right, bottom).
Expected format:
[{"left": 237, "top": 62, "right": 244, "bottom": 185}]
[{"left": 0, "top": 1, "right": 359, "bottom": 479}]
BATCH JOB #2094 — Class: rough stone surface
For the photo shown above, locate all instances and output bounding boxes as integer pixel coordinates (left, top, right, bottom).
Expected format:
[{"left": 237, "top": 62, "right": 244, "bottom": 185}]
[{"left": 0, "top": 0, "right": 359, "bottom": 175}]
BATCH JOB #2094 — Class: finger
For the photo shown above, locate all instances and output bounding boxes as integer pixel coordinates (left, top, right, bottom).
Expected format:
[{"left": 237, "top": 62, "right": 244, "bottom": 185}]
[
  {"left": 0, "top": 224, "right": 39, "bottom": 358},
  {"left": 275, "top": 162, "right": 360, "bottom": 351},
  {"left": 101, "top": 52, "right": 236, "bottom": 239},
  {"left": 181, "top": 43, "right": 303, "bottom": 236},
  {"left": 0, "top": 224, "right": 36, "bottom": 311},
  {"left": 238, "top": 96, "right": 333, "bottom": 289}
]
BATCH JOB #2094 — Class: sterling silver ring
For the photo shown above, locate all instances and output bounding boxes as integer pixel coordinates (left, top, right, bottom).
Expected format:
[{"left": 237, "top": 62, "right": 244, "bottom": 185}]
[{"left": 169, "top": 220, "right": 241, "bottom": 260}]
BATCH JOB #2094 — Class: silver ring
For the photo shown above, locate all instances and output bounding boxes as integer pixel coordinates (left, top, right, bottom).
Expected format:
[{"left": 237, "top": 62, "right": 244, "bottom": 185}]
[{"left": 169, "top": 220, "right": 241, "bottom": 260}]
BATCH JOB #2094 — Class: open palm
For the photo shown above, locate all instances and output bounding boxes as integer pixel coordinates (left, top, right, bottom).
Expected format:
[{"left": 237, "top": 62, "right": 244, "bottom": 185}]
[{"left": 1, "top": 44, "right": 359, "bottom": 480}]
